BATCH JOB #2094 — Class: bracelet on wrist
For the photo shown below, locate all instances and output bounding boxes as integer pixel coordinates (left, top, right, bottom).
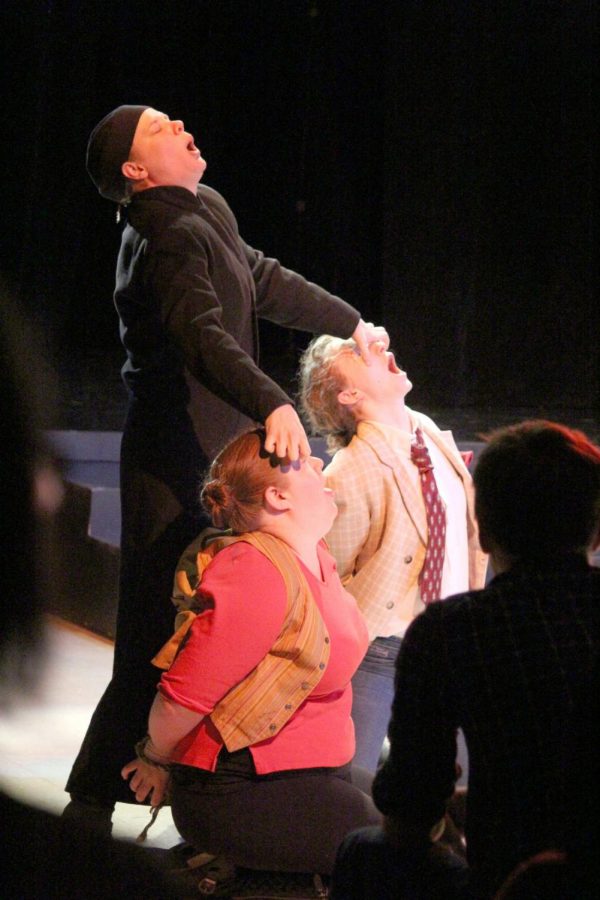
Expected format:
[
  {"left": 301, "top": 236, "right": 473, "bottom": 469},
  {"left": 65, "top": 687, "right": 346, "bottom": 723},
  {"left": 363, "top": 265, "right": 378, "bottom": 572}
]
[{"left": 134, "top": 735, "right": 171, "bottom": 771}]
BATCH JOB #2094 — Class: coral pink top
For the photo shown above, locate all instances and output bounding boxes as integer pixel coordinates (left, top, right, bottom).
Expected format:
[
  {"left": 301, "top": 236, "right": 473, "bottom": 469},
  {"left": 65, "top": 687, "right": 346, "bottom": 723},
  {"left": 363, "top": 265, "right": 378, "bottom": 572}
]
[{"left": 159, "top": 540, "right": 368, "bottom": 774}]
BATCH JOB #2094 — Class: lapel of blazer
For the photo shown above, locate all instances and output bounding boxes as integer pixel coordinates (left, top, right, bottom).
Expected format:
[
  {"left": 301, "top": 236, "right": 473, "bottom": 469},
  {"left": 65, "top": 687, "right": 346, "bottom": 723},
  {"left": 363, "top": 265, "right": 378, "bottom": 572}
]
[{"left": 357, "top": 422, "right": 428, "bottom": 546}]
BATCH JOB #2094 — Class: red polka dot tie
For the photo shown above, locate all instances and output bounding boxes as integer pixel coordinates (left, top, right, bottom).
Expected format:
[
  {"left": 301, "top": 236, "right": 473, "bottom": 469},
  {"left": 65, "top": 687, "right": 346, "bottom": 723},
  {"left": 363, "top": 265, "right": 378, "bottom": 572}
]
[{"left": 410, "top": 427, "right": 446, "bottom": 604}]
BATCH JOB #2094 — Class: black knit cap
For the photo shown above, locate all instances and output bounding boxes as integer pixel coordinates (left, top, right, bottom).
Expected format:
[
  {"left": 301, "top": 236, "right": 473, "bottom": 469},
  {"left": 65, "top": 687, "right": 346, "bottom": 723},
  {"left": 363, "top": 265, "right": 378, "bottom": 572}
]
[{"left": 86, "top": 105, "right": 149, "bottom": 203}]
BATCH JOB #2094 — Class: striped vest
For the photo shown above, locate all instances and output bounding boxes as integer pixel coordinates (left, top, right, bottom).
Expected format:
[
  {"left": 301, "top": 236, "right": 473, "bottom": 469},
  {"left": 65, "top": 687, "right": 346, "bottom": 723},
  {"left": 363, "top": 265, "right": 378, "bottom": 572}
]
[{"left": 152, "top": 530, "right": 331, "bottom": 752}]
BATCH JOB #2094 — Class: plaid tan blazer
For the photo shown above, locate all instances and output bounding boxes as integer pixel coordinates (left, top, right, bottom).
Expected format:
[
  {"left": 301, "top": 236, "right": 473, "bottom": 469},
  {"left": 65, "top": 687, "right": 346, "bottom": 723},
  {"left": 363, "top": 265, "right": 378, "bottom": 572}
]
[{"left": 325, "top": 411, "right": 487, "bottom": 640}]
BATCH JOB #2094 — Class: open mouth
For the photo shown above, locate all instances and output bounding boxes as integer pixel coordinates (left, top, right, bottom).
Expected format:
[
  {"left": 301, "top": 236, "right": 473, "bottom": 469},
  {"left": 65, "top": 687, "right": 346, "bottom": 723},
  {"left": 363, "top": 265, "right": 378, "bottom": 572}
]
[
  {"left": 387, "top": 353, "right": 402, "bottom": 374},
  {"left": 187, "top": 138, "right": 200, "bottom": 155}
]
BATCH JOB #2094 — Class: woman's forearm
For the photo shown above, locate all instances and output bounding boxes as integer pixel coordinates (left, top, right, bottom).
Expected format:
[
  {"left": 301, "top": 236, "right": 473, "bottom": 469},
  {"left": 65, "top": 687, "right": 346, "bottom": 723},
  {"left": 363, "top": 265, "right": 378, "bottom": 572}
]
[{"left": 147, "top": 692, "right": 204, "bottom": 759}]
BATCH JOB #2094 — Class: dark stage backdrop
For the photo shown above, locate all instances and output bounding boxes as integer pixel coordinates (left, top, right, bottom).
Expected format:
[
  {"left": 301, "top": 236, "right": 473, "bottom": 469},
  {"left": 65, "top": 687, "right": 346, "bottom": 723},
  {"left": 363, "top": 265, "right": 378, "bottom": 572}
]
[{"left": 1, "top": 0, "right": 597, "bottom": 430}]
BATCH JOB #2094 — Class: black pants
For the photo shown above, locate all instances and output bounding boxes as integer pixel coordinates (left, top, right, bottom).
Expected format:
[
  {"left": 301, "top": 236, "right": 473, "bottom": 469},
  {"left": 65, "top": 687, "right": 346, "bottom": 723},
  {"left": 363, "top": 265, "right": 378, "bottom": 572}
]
[
  {"left": 170, "top": 751, "right": 381, "bottom": 876},
  {"left": 66, "top": 399, "right": 210, "bottom": 806}
]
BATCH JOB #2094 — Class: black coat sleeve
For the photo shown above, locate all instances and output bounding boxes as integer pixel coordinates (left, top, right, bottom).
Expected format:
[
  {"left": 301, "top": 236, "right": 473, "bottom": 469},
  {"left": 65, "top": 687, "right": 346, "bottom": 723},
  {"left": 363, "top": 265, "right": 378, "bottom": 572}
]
[
  {"left": 144, "top": 225, "right": 292, "bottom": 424},
  {"left": 243, "top": 243, "right": 361, "bottom": 337}
]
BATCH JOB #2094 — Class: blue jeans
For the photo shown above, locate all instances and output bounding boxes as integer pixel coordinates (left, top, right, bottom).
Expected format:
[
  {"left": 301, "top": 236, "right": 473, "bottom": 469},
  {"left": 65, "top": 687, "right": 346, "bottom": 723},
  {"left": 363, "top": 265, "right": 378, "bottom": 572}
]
[
  {"left": 351, "top": 636, "right": 402, "bottom": 772},
  {"left": 352, "top": 636, "right": 469, "bottom": 784}
]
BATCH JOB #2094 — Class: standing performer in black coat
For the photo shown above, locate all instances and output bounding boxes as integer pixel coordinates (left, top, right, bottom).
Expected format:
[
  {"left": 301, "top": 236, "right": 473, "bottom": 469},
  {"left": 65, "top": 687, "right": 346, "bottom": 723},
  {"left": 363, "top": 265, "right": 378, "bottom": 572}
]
[{"left": 64, "top": 104, "right": 388, "bottom": 830}]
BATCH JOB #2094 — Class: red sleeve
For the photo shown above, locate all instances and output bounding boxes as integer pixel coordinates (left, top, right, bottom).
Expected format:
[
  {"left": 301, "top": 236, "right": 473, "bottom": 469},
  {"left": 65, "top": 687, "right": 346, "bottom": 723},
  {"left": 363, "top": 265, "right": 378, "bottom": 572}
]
[{"left": 158, "top": 542, "right": 287, "bottom": 714}]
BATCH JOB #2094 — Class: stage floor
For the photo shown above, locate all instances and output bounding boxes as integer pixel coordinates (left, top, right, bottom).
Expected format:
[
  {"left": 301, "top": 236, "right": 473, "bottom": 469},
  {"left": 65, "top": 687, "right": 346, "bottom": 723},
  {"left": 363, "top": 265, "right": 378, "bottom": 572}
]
[{"left": 0, "top": 616, "right": 179, "bottom": 849}]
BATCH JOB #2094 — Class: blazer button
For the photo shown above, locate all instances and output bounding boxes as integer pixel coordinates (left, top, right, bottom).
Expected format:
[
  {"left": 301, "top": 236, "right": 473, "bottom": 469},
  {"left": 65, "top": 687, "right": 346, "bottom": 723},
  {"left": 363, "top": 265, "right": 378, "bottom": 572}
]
[
  {"left": 404, "top": 555, "right": 413, "bottom": 564},
  {"left": 301, "top": 681, "right": 310, "bottom": 690},
  {"left": 269, "top": 723, "right": 277, "bottom": 732},
  {"left": 284, "top": 703, "right": 293, "bottom": 710},
  {"left": 319, "top": 662, "right": 326, "bottom": 670},
  {"left": 324, "top": 636, "right": 330, "bottom": 644},
  {"left": 386, "top": 601, "right": 395, "bottom": 609}
]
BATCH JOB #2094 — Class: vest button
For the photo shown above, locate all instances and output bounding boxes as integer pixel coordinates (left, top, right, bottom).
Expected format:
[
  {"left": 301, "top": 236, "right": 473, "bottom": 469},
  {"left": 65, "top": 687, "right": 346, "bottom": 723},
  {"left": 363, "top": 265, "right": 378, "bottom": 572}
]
[
  {"left": 404, "top": 555, "right": 413, "bottom": 564},
  {"left": 319, "top": 662, "right": 326, "bottom": 670},
  {"left": 269, "top": 723, "right": 277, "bottom": 732},
  {"left": 386, "top": 601, "right": 394, "bottom": 609},
  {"left": 324, "top": 637, "right": 330, "bottom": 644},
  {"left": 284, "top": 703, "right": 292, "bottom": 710},
  {"left": 301, "top": 681, "right": 310, "bottom": 690}
]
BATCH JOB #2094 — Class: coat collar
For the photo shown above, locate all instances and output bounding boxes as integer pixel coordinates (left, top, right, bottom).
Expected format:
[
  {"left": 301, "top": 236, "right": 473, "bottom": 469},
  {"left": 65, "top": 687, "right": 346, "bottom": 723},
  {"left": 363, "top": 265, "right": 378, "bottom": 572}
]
[{"left": 129, "top": 184, "right": 204, "bottom": 215}]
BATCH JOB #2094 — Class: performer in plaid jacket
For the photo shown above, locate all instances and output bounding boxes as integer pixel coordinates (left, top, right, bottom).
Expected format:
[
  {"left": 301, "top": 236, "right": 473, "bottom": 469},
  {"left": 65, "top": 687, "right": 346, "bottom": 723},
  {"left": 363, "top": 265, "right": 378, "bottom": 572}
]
[{"left": 299, "top": 335, "right": 487, "bottom": 771}]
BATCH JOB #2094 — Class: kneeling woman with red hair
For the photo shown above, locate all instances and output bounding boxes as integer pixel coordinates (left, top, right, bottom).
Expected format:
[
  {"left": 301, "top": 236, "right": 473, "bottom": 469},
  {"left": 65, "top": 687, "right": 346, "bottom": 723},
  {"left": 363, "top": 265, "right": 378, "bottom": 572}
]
[{"left": 122, "top": 428, "right": 379, "bottom": 877}]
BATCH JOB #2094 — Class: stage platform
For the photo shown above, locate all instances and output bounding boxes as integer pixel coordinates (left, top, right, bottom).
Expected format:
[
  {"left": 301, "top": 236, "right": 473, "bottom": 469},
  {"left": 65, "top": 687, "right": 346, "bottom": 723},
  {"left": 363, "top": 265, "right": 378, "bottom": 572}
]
[{"left": 0, "top": 616, "right": 178, "bottom": 847}]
